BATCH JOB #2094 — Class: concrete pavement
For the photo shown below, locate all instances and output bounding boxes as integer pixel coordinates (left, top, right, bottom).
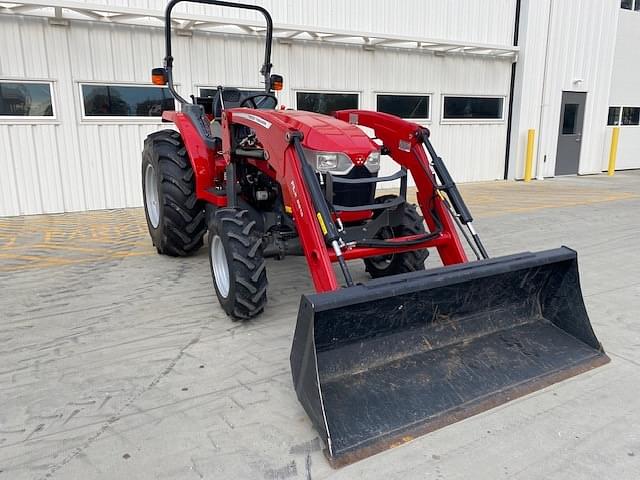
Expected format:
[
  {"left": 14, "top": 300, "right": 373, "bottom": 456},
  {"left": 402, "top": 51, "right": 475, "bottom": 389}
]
[{"left": 0, "top": 171, "right": 639, "bottom": 479}]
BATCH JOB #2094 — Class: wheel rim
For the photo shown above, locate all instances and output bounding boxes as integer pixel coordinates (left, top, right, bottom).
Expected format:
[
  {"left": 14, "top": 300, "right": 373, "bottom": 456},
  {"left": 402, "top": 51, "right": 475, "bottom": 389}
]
[
  {"left": 144, "top": 163, "right": 160, "bottom": 228},
  {"left": 369, "top": 254, "right": 394, "bottom": 269},
  {"left": 211, "top": 235, "right": 230, "bottom": 298}
]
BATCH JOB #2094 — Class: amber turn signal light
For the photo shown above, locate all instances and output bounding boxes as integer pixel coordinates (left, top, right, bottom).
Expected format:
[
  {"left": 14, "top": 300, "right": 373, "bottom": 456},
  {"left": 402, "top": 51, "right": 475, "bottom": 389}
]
[
  {"left": 151, "top": 67, "right": 167, "bottom": 85},
  {"left": 270, "top": 74, "right": 284, "bottom": 91}
]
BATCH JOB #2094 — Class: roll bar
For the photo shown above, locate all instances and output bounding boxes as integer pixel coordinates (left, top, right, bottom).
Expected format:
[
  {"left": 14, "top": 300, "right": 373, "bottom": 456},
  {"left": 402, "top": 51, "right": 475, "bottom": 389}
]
[{"left": 163, "top": 0, "right": 274, "bottom": 103}]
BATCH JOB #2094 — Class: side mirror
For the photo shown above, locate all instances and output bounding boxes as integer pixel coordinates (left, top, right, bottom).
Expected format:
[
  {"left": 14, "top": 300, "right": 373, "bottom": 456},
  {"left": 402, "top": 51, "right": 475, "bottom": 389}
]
[
  {"left": 270, "top": 74, "right": 284, "bottom": 91},
  {"left": 151, "top": 67, "right": 167, "bottom": 85}
]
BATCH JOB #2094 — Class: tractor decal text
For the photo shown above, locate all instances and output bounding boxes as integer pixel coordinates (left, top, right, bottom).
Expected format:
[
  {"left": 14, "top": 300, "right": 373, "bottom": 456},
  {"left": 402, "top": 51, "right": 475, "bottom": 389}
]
[
  {"left": 290, "top": 180, "right": 304, "bottom": 218},
  {"left": 233, "top": 112, "right": 272, "bottom": 129}
]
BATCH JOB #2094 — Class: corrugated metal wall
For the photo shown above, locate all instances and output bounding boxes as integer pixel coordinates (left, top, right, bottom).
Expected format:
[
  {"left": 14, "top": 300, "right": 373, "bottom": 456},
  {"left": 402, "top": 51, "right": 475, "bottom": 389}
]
[
  {"left": 506, "top": 0, "right": 551, "bottom": 180},
  {"left": 0, "top": 0, "right": 515, "bottom": 216},
  {"left": 83, "top": 0, "right": 516, "bottom": 45},
  {"left": 508, "top": 0, "right": 620, "bottom": 179},
  {"left": 608, "top": 9, "right": 640, "bottom": 170},
  {"left": 539, "top": 0, "right": 619, "bottom": 176}
]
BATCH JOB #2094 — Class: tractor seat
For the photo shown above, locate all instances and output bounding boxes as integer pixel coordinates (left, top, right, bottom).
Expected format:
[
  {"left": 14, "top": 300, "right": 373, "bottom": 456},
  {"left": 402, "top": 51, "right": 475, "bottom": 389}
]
[
  {"left": 197, "top": 88, "right": 277, "bottom": 141},
  {"left": 191, "top": 88, "right": 244, "bottom": 141},
  {"left": 212, "top": 88, "right": 244, "bottom": 120},
  {"left": 211, "top": 88, "right": 245, "bottom": 140}
]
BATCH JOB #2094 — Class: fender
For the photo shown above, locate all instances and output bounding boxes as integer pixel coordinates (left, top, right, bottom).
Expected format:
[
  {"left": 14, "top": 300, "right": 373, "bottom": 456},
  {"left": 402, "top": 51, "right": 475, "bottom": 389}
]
[{"left": 162, "top": 109, "right": 227, "bottom": 206}]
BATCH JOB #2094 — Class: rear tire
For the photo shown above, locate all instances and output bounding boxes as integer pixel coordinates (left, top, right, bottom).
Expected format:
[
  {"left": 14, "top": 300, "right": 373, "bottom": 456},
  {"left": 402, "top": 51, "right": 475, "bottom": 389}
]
[
  {"left": 364, "top": 195, "right": 429, "bottom": 278},
  {"left": 208, "top": 208, "right": 268, "bottom": 320},
  {"left": 142, "top": 130, "right": 206, "bottom": 256}
]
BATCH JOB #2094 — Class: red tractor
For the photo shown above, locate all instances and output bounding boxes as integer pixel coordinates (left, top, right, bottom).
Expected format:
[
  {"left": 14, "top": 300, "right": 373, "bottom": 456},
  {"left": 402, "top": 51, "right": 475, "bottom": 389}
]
[{"left": 142, "top": 0, "right": 608, "bottom": 467}]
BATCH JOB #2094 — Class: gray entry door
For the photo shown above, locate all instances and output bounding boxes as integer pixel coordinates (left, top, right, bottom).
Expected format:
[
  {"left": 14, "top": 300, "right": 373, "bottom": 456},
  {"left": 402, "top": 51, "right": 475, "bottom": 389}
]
[{"left": 555, "top": 91, "right": 586, "bottom": 175}]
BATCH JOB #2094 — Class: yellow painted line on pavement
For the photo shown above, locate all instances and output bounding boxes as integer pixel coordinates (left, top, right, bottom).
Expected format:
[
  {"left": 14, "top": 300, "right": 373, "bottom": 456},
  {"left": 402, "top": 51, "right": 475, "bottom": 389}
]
[
  {"left": 473, "top": 193, "right": 638, "bottom": 218},
  {"left": 0, "top": 253, "right": 72, "bottom": 265},
  {"left": 1, "top": 185, "right": 638, "bottom": 272},
  {"left": 0, "top": 250, "right": 156, "bottom": 273}
]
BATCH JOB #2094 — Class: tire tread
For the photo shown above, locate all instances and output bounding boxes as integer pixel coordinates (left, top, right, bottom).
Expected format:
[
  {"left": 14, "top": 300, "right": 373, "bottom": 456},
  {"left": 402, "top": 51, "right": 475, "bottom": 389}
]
[
  {"left": 142, "top": 129, "right": 206, "bottom": 257},
  {"left": 210, "top": 208, "right": 268, "bottom": 319}
]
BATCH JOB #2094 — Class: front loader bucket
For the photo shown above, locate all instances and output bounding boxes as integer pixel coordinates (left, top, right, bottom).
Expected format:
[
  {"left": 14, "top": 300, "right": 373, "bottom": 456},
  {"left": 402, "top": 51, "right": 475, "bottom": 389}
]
[{"left": 290, "top": 247, "right": 609, "bottom": 467}]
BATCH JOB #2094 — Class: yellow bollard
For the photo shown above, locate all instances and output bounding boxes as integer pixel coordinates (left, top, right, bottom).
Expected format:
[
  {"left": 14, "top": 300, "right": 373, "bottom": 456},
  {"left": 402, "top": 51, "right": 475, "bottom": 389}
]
[
  {"left": 524, "top": 129, "right": 535, "bottom": 182},
  {"left": 608, "top": 127, "right": 620, "bottom": 176}
]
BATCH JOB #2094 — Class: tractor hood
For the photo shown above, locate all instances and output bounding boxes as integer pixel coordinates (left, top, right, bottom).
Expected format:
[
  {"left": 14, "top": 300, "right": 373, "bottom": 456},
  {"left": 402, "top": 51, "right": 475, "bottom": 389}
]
[{"left": 274, "top": 110, "right": 378, "bottom": 163}]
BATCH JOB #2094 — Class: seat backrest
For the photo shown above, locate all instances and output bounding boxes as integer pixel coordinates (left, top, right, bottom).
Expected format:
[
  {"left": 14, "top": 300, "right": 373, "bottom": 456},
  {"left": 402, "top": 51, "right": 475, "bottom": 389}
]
[
  {"left": 191, "top": 95, "right": 214, "bottom": 115},
  {"left": 212, "top": 88, "right": 243, "bottom": 119}
]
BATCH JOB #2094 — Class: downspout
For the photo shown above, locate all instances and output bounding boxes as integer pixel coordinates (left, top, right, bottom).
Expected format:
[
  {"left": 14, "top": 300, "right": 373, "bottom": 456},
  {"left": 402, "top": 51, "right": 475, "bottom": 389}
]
[
  {"left": 503, "top": 0, "right": 521, "bottom": 179},
  {"left": 536, "top": 0, "right": 555, "bottom": 180}
]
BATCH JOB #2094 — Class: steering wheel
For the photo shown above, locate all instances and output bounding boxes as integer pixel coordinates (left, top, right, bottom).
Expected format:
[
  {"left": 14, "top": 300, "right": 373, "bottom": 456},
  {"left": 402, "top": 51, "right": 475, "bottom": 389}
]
[{"left": 240, "top": 93, "right": 278, "bottom": 109}]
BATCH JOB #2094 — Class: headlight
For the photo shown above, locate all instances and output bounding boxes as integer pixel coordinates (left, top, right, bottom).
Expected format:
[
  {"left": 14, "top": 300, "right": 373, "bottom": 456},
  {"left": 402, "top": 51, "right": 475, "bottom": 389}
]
[
  {"left": 303, "top": 148, "right": 354, "bottom": 175},
  {"left": 364, "top": 151, "right": 381, "bottom": 173}
]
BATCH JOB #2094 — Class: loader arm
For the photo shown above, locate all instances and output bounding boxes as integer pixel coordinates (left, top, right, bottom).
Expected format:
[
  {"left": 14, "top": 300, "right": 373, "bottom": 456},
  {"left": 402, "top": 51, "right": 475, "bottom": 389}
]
[
  {"left": 333, "top": 110, "right": 469, "bottom": 265},
  {"left": 223, "top": 108, "right": 472, "bottom": 291}
]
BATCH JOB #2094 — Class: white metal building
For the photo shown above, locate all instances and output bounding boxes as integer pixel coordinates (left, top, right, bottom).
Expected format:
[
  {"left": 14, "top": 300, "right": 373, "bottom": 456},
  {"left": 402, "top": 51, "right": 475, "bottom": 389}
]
[
  {"left": 608, "top": 3, "right": 640, "bottom": 170},
  {"left": 0, "top": 0, "right": 637, "bottom": 217}
]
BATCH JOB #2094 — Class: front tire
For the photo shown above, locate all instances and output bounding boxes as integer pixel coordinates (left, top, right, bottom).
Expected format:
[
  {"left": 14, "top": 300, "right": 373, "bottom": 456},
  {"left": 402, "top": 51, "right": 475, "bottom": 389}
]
[
  {"left": 364, "top": 195, "right": 429, "bottom": 278},
  {"left": 142, "top": 130, "right": 206, "bottom": 256},
  {"left": 208, "top": 208, "right": 268, "bottom": 320}
]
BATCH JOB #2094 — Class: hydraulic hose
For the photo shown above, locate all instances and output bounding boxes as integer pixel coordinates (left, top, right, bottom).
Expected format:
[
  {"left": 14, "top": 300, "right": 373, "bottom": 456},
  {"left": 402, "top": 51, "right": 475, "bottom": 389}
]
[
  {"left": 419, "top": 129, "right": 489, "bottom": 259},
  {"left": 354, "top": 203, "right": 444, "bottom": 248}
]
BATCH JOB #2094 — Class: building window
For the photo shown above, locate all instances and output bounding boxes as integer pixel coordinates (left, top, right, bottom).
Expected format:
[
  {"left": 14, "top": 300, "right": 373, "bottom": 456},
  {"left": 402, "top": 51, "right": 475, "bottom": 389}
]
[
  {"left": 0, "top": 81, "right": 54, "bottom": 117},
  {"left": 562, "top": 104, "right": 579, "bottom": 134},
  {"left": 81, "top": 84, "right": 174, "bottom": 117},
  {"left": 296, "top": 92, "right": 359, "bottom": 115},
  {"left": 376, "top": 94, "right": 430, "bottom": 120},
  {"left": 199, "top": 87, "right": 276, "bottom": 108},
  {"left": 621, "top": 0, "right": 640, "bottom": 10},
  {"left": 607, "top": 107, "right": 621, "bottom": 126},
  {"left": 199, "top": 87, "right": 264, "bottom": 101},
  {"left": 609, "top": 106, "right": 640, "bottom": 126},
  {"left": 621, "top": 107, "right": 640, "bottom": 125},
  {"left": 442, "top": 96, "right": 504, "bottom": 121}
]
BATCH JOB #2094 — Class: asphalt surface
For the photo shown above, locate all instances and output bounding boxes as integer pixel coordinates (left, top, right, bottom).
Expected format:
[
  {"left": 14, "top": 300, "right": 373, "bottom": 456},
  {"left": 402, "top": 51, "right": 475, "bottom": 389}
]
[{"left": 0, "top": 171, "right": 639, "bottom": 479}]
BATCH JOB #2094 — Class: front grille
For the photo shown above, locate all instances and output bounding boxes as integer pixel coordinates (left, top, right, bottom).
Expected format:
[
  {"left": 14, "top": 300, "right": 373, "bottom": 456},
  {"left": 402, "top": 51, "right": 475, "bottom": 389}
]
[{"left": 330, "top": 167, "right": 377, "bottom": 208}]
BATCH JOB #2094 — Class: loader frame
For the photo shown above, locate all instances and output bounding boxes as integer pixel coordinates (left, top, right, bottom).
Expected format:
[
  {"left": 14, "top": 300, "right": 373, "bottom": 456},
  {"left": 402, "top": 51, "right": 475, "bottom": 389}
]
[{"left": 165, "top": 106, "right": 474, "bottom": 292}]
